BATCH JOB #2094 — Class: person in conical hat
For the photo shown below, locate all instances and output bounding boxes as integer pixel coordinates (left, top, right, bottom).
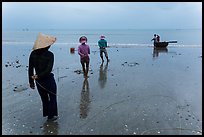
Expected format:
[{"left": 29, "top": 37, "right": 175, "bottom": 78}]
[
  {"left": 33, "top": 33, "right": 56, "bottom": 50},
  {"left": 28, "top": 33, "right": 58, "bottom": 121}
]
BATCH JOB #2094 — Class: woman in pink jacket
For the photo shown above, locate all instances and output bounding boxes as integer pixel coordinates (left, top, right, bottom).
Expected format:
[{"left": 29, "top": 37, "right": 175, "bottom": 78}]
[{"left": 78, "top": 36, "right": 90, "bottom": 78}]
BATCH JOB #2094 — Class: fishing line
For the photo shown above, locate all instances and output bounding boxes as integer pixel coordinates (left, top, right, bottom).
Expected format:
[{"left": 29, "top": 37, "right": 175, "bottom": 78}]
[{"left": 35, "top": 80, "right": 58, "bottom": 96}]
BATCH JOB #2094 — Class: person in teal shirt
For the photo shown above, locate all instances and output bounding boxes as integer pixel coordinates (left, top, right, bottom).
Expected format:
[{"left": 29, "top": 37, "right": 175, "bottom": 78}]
[{"left": 98, "top": 35, "right": 109, "bottom": 62}]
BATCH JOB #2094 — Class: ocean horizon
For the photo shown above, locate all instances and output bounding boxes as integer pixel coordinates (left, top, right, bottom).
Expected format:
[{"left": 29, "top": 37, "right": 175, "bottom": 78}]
[{"left": 2, "top": 29, "right": 202, "bottom": 48}]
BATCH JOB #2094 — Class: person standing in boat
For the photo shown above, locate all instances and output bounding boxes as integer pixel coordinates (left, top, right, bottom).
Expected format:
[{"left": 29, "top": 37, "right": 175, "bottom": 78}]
[
  {"left": 156, "top": 35, "right": 160, "bottom": 42},
  {"left": 151, "top": 34, "right": 158, "bottom": 46}
]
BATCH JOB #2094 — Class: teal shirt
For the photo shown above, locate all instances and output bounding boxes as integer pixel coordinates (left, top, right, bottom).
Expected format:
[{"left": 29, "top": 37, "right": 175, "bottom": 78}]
[{"left": 98, "top": 39, "right": 107, "bottom": 48}]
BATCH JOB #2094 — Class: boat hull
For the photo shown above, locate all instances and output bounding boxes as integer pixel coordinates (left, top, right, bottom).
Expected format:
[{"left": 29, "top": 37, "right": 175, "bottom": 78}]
[{"left": 154, "top": 42, "right": 168, "bottom": 48}]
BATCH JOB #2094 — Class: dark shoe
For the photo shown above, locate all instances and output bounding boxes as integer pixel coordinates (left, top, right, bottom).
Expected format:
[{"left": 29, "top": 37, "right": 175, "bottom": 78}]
[{"left": 47, "top": 116, "right": 58, "bottom": 121}]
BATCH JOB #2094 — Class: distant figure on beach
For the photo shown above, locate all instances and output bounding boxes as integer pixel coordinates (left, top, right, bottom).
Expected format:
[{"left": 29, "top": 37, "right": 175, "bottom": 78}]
[
  {"left": 28, "top": 33, "right": 58, "bottom": 121},
  {"left": 98, "top": 35, "right": 109, "bottom": 62},
  {"left": 79, "top": 78, "right": 90, "bottom": 119},
  {"left": 78, "top": 36, "right": 90, "bottom": 78},
  {"left": 98, "top": 62, "right": 108, "bottom": 89}
]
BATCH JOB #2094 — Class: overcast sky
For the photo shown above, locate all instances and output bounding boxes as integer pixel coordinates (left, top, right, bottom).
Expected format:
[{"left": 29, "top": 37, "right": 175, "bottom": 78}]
[{"left": 2, "top": 2, "right": 202, "bottom": 30}]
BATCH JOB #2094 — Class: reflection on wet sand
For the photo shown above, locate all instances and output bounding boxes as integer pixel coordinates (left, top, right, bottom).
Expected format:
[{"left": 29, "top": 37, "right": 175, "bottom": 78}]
[
  {"left": 153, "top": 47, "right": 168, "bottom": 58},
  {"left": 80, "top": 78, "right": 90, "bottom": 119},
  {"left": 98, "top": 62, "right": 108, "bottom": 89},
  {"left": 42, "top": 121, "right": 59, "bottom": 135}
]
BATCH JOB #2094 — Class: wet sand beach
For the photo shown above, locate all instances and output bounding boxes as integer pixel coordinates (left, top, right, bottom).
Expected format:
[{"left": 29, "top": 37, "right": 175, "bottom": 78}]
[{"left": 2, "top": 44, "right": 202, "bottom": 135}]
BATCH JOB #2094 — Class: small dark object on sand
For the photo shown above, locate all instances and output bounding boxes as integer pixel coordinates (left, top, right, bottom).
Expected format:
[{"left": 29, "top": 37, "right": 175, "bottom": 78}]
[
  {"left": 16, "top": 60, "right": 19, "bottom": 64},
  {"left": 74, "top": 70, "right": 83, "bottom": 74}
]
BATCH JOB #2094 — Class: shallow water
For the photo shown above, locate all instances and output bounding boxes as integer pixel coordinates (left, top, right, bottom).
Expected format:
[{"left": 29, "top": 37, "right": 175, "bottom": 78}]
[{"left": 2, "top": 45, "right": 202, "bottom": 135}]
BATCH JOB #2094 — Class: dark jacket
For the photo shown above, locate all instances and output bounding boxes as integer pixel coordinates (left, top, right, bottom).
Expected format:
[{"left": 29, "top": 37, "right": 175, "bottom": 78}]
[{"left": 28, "top": 47, "right": 54, "bottom": 86}]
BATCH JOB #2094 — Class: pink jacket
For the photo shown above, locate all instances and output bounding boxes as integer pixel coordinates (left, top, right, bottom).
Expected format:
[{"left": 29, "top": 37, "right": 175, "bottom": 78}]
[{"left": 78, "top": 44, "right": 90, "bottom": 59}]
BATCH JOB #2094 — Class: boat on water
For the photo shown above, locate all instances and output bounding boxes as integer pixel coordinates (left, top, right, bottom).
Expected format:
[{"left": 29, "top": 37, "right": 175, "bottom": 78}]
[
  {"left": 154, "top": 42, "right": 168, "bottom": 48},
  {"left": 154, "top": 41, "right": 177, "bottom": 48}
]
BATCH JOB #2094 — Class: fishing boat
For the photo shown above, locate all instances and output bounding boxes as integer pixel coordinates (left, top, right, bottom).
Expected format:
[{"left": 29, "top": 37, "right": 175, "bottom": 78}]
[
  {"left": 154, "top": 42, "right": 168, "bottom": 48},
  {"left": 154, "top": 41, "right": 177, "bottom": 48}
]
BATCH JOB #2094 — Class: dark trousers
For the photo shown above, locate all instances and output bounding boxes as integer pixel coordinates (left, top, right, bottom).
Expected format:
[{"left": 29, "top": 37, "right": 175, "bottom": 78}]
[
  {"left": 80, "top": 56, "right": 90, "bottom": 76},
  {"left": 100, "top": 48, "right": 108, "bottom": 60},
  {"left": 36, "top": 73, "right": 58, "bottom": 118}
]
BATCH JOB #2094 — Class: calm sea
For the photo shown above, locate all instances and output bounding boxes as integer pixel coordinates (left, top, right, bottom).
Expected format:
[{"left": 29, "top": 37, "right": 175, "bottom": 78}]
[{"left": 2, "top": 29, "right": 202, "bottom": 47}]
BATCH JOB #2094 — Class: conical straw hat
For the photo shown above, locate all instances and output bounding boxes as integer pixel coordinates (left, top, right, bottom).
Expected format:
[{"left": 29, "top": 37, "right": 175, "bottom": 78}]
[{"left": 33, "top": 33, "right": 56, "bottom": 50}]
